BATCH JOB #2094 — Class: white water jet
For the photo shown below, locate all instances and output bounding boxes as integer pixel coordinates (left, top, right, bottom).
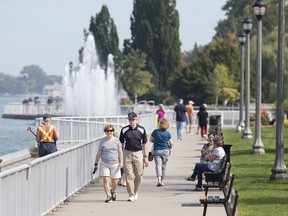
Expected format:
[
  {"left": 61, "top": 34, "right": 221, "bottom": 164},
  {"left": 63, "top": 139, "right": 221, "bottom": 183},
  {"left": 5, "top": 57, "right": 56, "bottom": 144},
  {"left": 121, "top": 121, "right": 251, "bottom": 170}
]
[{"left": 63, "top": 33, "right": 120, "bottom": 116}]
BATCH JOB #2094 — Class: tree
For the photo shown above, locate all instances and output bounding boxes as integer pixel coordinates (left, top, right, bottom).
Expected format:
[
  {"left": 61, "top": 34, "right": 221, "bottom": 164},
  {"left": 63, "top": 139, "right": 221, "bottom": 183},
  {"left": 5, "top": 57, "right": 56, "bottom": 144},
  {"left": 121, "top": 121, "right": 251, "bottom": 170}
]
[
  {"left": 0, "top": 73, "right": 25, "bottom": 94},
  {"left": 120, "top": 49, "right": 154, "bottom": 102},
  {"left": 89, "top": 5, "right": 120, "bottom": 71},
  {"left": 215, "top": 0, "right": 279, "bottom": 103},
  {"left": 20, "top": 65, "right": 47, "bottom": 94},
  {"left": 211, "top": 63, "right": 237, "bottom": 106},
  {"left": 218, "top": 88, "right": 240, "bottom": 106},
  {"left": 130, "top": 0, "right": 181, "bottom": 94},
  {"left": 170, "top": 36, "right": 240, "bottom": 105}
]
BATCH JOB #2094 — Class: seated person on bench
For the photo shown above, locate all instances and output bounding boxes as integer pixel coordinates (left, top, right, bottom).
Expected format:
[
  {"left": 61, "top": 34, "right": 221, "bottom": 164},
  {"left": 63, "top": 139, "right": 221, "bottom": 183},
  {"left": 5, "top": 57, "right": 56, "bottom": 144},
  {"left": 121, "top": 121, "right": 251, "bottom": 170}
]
[
  {"left": 185, "top": 137, "right": 225, "bottom": 191},
  {"left": 200, "top": 132, "right": 215, "bottom": 163}
]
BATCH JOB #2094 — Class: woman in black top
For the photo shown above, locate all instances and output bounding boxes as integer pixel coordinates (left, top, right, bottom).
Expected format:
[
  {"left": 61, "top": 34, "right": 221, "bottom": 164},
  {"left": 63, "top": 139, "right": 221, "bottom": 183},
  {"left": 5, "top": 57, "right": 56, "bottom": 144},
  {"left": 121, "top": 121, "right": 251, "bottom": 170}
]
[{"left": 197, "top": 104, "right": 209, "bottom": 140}]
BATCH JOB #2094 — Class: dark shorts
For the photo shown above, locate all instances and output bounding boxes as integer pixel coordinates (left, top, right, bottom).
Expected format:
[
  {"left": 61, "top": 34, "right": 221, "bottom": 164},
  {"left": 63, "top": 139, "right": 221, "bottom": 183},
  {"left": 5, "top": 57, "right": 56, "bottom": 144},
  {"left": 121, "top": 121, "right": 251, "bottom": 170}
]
[{"left": 38, "top": 142, "right": 57, "bottom": 157}]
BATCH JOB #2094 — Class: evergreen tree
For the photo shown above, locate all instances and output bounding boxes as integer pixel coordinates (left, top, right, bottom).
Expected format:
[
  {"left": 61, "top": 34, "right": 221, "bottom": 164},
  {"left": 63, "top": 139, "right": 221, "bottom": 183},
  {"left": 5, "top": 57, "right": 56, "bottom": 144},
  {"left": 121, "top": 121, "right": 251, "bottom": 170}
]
[
  {"left": 130, "top": 0, "right": 181, "bottom": 93},
  {"left": 89, "top": 5, "right": 120, "bottom": 71}
]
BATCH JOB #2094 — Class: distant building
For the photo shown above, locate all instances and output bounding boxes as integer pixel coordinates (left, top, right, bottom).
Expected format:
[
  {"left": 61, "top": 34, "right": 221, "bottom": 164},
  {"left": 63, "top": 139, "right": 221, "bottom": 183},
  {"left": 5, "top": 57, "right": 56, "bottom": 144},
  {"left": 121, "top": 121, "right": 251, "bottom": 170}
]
[{"left": 43, "top": 84, "right": 62, "bottom": 96}]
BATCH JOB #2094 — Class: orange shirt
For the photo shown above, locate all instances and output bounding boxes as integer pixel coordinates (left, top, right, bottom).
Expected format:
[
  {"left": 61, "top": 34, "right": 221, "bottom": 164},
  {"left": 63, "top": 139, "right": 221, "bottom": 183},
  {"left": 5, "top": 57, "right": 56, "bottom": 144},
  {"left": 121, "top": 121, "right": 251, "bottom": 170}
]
[
  {"left": 186, "top": 104, "right": 194, "bottom": 117},
  {"left": 37, "top": 123, "right": 59, "bottom": 143}
]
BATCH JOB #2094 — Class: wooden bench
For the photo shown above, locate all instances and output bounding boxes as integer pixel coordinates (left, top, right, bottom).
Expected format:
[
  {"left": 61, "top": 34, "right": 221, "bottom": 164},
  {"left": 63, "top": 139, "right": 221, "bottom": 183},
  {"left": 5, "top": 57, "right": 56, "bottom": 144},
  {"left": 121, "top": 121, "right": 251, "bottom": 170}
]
[
  {"left": 226, "top": 189, "right": 239, "bottom": 216},
  {"left": 203, "top": 156, "right": 230, "bottom": 195},
  {"left": 199, "top": 174, "right": 235, "bottom": 216},
  {"left": 203, "top": 161, "right": 231, "bottom": 196}
]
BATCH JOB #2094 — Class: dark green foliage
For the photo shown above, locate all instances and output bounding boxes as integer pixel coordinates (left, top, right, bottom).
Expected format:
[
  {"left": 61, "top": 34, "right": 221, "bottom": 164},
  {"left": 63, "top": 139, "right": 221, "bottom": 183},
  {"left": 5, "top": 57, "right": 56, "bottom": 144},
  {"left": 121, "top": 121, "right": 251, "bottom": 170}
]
[
  {"left": 215, "top": 0, "right": 282, "bottom": 103},
  {"left": 130, "top": 0, "right": 181, "bottom": 92},
  {"left": 120, "top": 49, "right": 154, "bottom": 100},
  {"left": 89, "top": 5, "right": 120, "bottom": 71},
  {"left": 170, "top": 36, "right": 240, "bottom": 105}
]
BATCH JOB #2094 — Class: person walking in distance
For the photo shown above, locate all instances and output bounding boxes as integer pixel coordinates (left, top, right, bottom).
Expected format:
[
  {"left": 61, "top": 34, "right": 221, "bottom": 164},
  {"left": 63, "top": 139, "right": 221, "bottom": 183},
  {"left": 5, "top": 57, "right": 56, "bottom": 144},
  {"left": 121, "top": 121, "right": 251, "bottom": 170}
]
[
  {"left": 94, "top": 124, "right": 123, "bottom": 203},
  {"left": 36, "top": 113, "right": 59, "bottom": 157},
  {"left": 197, "top": 104, "right": 209, "bottom": 140},
  {"left": 156, "top": 104, "right": 165, "bottom": 123},
  {"left": 185, "top": 100, "right": 194, "bottom": 134},
  {"left": 119, "top": 112, "right": 148, "bottom": 202},
  {"left": 149, "top": 118, "right": 173, "bottom": 187},
  {"left": 173, "top": 99, "right": 188, "bottom": 140}
]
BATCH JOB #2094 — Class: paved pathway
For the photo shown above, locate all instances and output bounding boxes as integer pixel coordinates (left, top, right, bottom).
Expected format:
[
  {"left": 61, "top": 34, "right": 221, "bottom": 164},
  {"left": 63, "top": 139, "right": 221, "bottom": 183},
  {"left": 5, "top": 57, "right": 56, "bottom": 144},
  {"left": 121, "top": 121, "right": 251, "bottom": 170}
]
[{"left": 52, "top": 129, "right": 226, "bottom": 216}]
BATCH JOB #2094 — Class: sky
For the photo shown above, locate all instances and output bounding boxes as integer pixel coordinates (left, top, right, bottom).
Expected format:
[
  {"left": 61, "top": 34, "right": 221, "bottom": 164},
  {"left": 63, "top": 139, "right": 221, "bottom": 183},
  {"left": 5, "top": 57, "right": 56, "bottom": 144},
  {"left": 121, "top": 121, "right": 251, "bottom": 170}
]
[{"left": 0, "top": 0, "right": 227, "bottom": 77}]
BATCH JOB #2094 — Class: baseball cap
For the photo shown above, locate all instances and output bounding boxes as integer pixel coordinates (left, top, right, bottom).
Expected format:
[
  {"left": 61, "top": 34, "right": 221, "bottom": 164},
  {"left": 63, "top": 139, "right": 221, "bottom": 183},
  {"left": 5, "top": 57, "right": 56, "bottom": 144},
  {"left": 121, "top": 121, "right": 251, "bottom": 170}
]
[
  {"left": 128, "top": 112, "right": 137, "bottom": 120},
  {"left": 43, "top": 113, "right": 51, "bottom": 119}
]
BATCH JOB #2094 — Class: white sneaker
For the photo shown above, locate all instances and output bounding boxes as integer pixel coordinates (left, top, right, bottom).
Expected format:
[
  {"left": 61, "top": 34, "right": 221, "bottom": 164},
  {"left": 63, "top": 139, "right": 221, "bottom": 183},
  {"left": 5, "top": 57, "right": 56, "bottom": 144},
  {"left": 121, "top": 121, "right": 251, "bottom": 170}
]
[
  {"left": 128, "top": 195, "right": 135, "bottom": 202},
  {"left": 134, "top": 192, "right": 138, "bottom": 201}
]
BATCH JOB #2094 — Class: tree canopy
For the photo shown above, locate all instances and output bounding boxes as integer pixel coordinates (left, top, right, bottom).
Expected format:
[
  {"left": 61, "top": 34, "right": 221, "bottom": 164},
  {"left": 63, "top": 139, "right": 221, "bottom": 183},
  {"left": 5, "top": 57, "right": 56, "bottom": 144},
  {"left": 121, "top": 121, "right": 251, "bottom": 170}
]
[
  {"left": 129, "top": 0, "right": 181, "bottom": 97},
  {"left": 89, "top": 5, "right": 120, "bottom": 71}
]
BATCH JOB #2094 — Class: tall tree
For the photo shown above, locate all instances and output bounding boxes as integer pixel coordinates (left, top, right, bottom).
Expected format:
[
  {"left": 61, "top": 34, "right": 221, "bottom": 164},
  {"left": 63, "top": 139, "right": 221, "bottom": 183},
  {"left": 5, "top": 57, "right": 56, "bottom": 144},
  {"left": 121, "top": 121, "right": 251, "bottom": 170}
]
[
  {"left": 130, "top": 0, "right": 181, "bottom": 93},
  {"left": 215, "top": 0, "right": 279, "bottom": 103},
  {"left": 120, "top": 49, "right": 154, "bottom": 102},
  {"left": 89, "top": 5, "right": 120, "bottom": 71}
]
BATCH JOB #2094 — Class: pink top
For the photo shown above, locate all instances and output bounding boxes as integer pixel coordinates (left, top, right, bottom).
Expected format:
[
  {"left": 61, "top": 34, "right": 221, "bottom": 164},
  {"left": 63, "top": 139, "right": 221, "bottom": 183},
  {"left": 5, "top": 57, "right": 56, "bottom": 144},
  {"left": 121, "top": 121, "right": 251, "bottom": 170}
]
[{"left": 156, "top": 109, "right": 165, "bottom": 121}]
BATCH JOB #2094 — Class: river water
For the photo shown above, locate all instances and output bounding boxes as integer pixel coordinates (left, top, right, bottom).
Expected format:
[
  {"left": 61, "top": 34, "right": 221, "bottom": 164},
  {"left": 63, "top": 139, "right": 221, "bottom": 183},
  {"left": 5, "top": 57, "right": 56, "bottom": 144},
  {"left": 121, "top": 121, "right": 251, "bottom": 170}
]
[{"left": 0, "top": 96, "right": 37, "bottom": 156}]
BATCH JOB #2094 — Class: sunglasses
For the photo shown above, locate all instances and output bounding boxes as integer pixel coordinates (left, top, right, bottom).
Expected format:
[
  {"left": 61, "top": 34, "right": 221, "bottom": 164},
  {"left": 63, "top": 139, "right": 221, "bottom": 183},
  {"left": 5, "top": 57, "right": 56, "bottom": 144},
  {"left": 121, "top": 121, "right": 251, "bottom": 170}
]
[
  {"left": 105, "top": 129, "right": 114, "bottom": 132},
  {"left": 128, "top": 118, "right": 136, "bottom": 121}
]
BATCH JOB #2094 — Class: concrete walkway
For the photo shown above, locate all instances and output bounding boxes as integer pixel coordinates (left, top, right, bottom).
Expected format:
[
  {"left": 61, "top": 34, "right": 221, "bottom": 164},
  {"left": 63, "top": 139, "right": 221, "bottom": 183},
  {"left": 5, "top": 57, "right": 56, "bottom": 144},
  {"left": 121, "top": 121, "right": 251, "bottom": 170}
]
[{"left": 52, "top": 129, "right": 226, "bottom": 216}]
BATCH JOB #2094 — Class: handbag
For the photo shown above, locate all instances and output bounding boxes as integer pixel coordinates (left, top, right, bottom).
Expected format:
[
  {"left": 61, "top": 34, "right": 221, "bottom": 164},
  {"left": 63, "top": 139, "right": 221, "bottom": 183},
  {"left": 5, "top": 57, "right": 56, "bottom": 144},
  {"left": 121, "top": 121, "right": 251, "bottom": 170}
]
[
  {"left": 148, "top": 151, "right": 153, "bottom": 161},
  {"left": 148, "top": 144, "right": 154, "bottom": 161}
]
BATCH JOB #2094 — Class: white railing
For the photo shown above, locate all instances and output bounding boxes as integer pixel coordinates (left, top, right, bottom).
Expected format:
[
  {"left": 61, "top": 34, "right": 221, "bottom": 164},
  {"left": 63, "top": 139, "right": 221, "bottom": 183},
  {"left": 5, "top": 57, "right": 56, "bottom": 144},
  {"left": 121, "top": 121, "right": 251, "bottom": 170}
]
[
  {"left": 0, "top": 113, "right": 157, "bottom": 216},
  {"left": 1, "top": 108, "right": 272, "bottom": 216},
  {"left": 0, "top": 140, "right": 98, "bottom": 216},
  {"left": 3, "top": 103, "right": 62, "bottom": 116}
]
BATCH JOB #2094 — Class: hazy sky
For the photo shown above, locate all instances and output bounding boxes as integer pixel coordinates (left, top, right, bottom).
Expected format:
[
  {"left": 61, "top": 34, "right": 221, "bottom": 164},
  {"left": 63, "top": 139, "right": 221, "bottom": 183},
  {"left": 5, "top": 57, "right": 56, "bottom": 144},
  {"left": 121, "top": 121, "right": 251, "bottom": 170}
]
[{"left": 0, "top": 0, "right": 227, "bottom": 76}]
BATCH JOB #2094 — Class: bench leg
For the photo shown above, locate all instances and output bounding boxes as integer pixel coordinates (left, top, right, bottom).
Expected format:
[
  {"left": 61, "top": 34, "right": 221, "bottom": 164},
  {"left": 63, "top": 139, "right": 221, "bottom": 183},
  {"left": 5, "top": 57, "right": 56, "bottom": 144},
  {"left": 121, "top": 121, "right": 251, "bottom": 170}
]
[
  {"left": 204, "top": 187, "right": 209, "bottom": 196},
  {"left": 202, "top": 203, "right": 208, "bottom": 216}
]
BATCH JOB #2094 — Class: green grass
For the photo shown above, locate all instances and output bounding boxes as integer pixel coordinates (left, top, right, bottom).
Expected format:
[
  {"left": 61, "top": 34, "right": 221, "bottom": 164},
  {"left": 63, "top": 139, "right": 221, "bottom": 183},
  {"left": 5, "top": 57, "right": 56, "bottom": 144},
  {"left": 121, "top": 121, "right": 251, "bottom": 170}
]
[{"left": 223, "top": 126, "right": 288, "bottom": 216}]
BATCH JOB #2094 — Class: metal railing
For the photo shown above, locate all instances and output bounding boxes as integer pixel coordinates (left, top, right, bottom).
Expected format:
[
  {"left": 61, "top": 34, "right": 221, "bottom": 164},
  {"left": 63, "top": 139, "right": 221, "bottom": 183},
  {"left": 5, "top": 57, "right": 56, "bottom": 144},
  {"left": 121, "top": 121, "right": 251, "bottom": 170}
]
[
  {"left": 0, "top": 113, "right": 157, "bottom": 216},
  {"left": 3, "top": 103, "right": 62, "bottom": 116},
  {"left": 0, "top": 140, "right": 98, "bottom": 216},
  {"left": 1, "top": 108, "right": 273, "bottom": 216}
]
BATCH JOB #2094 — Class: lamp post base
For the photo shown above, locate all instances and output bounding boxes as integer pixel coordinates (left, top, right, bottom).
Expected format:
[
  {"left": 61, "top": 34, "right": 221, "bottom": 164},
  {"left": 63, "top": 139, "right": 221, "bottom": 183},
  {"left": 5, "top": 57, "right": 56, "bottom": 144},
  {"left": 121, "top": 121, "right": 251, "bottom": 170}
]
[
  {"left": 236, "top": 121, "right": 245, "bottom": 132},
  {"left": 252, "top": 139, "right": 265, "bottom": 154},
  {"left": 242, "top": 130, "right": 253, "bottom": 139},
  {"left": 270, "top": 158, "right": 288, "bottom": 180},
  {"left": 270, "top": 172, "right": 288, "bottom": 180},
  {"left": 236, "top": 125, "right": 242, "bottom": 132}
]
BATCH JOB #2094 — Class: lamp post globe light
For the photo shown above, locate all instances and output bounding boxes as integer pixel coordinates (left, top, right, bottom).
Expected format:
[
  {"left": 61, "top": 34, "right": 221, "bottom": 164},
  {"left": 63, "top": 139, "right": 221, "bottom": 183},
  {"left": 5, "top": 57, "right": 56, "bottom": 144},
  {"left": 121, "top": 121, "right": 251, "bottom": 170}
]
[
  {"left": 270, "top": 0, "right": 288, "bottom": 180},
  {"left": 237, "top": 31, "right": 246, "bottom": 132},
  {"left": 251, "top": 0, "right": 266, "bottom": 154},
  {"left": 242, "top": 17, "right": 253, "bottom": 139}
]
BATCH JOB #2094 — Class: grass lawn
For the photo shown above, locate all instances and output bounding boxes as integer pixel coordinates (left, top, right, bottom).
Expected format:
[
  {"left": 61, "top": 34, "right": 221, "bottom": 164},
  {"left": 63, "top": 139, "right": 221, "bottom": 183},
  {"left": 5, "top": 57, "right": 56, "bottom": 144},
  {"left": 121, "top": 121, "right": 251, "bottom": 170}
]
[{"left": 223, "top": 126, "right": 288, "bottom": 216}]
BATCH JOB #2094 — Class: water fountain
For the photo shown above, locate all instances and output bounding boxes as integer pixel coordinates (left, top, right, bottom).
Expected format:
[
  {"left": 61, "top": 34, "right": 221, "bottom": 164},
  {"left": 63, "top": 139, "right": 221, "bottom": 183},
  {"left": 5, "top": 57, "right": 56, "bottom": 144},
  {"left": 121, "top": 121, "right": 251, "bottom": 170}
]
[{"left": 63, "top": 33, "right": 120, "bottom": 116}]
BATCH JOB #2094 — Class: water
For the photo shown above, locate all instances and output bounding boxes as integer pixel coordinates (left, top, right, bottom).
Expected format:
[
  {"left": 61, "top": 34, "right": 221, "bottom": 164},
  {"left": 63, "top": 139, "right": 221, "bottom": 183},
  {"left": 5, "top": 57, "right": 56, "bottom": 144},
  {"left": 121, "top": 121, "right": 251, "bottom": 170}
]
[
  {"left": 63, "top": 33, "right": 120, "bottom": 116},
  {"left": 0, "top": 96, "right": 37, "bottom": 156}
]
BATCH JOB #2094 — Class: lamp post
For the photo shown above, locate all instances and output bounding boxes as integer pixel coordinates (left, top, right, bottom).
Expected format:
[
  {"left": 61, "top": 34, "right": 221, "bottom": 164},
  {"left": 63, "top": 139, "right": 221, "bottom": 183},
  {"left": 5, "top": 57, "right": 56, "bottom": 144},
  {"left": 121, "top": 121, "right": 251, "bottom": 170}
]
[
  {"left": 237, "top": 31, "right": 246, "bottom": 132},
  {"left": 270, "top": 0, "right": 288, "bottom": 180},
  {"left": 252, "top": 0, "right": 266, "bottom": 154},
  {"left": 242, "top": 17, "right": 253, "bottom": 139},
  {"left": 69, "top": 61, "right": 73, "bottom": 77}
]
